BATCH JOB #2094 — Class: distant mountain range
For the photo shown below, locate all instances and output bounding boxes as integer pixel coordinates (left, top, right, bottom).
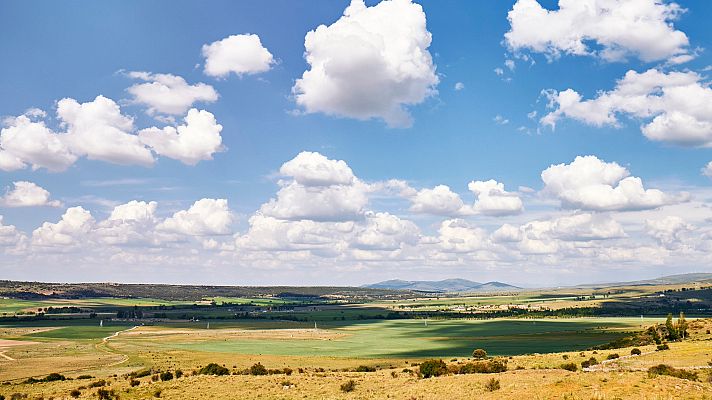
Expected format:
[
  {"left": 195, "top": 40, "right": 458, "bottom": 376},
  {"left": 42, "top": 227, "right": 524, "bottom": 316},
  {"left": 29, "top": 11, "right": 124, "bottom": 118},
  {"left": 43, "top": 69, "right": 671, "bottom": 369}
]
[
  {"left": 574, "top": 273, "right": 712, "bottom": 289},
  {"left": 363, "top": 278, "right": 521, "bottom": 293}
]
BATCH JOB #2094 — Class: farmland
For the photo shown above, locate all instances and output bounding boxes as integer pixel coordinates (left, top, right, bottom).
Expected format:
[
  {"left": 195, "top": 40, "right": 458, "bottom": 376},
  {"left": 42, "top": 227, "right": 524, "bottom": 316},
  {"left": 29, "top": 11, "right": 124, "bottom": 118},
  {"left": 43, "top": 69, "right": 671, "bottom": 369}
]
[{"left": 0, "top": 280, "right": 711, "bottom": 398}]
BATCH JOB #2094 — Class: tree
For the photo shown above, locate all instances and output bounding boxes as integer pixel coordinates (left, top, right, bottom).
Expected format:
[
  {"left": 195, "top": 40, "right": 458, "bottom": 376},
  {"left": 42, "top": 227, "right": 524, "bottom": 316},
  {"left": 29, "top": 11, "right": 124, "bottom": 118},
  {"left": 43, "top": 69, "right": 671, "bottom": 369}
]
[
  {"left": 472, "top": 348, "right": 487, "bottom": 359},
  {"left": 250, "top": 363, "right": 268, "bottom": 376},
  {"left": 665, "top": 313, "right": 679, "bottom": 340},
  {"left": 677, "top": 312, "right": 688, "bottom": 339},
  {"left": 419, "top": 359, "right": 448, "bottom": 378}
]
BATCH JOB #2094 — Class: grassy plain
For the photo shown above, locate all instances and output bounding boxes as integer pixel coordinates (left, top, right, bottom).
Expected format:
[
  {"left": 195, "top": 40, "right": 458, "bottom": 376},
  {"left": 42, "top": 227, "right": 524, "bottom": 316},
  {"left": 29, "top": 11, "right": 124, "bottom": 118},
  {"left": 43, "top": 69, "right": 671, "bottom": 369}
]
[{"left": 0, "top": 282, "right": 711, "bottom": 399}]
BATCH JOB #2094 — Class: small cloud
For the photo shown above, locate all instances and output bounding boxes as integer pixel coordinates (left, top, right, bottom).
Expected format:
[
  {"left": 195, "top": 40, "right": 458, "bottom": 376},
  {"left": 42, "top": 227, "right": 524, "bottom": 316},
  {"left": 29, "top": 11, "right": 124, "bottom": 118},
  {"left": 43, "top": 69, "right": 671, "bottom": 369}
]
[
  {"left": 494, "top": 115, "right": 510, "bottom": 125},
  {"left": 505, "top": 59, "right": 515, "bottom": 71},
  {"left": 494, "top": 68, "right": 504, "bottom": 76},
  {"left": 702, "top": 161, "right": 712, "bottom": 178},
  {"left": 454, "top": 82, "right": 465, "bottom": 91},
  {"left": 527, "top": 110, "right": 538, "bottom": 119}
]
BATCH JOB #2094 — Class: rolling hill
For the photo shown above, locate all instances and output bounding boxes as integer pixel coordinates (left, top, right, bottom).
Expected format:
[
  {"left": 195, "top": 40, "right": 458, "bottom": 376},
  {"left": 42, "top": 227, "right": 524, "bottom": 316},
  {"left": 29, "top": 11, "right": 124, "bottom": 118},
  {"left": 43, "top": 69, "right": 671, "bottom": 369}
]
[{"left": 364, "top": 279, "right": 521, "bottom": 293}]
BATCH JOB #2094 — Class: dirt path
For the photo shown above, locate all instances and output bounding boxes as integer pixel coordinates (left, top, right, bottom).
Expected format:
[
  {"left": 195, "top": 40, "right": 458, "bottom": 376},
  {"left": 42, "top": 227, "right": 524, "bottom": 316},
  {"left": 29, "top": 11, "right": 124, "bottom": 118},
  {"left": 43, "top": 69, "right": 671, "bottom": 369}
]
[
  {"left": 0, "top": 351, "right": 14, "bottom": 361},
  {"left": 95, "top": 325, "right": 140, "bottom": 367}
]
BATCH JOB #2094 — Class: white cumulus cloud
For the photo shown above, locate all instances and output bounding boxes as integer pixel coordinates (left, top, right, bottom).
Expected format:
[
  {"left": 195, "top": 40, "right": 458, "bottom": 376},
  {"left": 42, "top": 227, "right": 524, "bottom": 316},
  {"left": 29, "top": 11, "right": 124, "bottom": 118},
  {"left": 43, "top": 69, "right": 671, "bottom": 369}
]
[
  {"left": 409, "top": 185, "right": 465, "bottom": 216},
  {"left": 139, "top": 109, "right": 224, "bottom": 165},
  {"left": 0, "top": 113, "right": 77, "bottom": 172},
  {"left": 505, "top": 0, "right": 691, "bottom": 63},
  {"left": 127, "top": 71, "right": 218, "bottom": 116},
  {"left": 58, "top": 95, "right": 155, "bottom": 166},
  {"left": 292, "top": 0, "right": 438, "bottom": 128},
  {"left": 541, "top": 69, "right": 712, "bottom": 148},
  {"left": 202, "top": 34, "right": 274, "bottom": 78},
  {"left": 541, "top": 155, "right": 687, "bottom": 211},
  {"left": 32, "top": 206, "right": 95, "bottom": 247},
  {"left": 0, "top": 181, "right": 61, "bottom": 208},
  {"left": 279, "top": 151, "right": 355, "bottom": 186},
  {"left": 260, "top": 152, "right": 370, "bottom": 221},
  {"left": 159, "top": 198, "right": 233, "bottom": 236},
  {"left": 469, "top": 180, "right": 523, "bottom": 216}
]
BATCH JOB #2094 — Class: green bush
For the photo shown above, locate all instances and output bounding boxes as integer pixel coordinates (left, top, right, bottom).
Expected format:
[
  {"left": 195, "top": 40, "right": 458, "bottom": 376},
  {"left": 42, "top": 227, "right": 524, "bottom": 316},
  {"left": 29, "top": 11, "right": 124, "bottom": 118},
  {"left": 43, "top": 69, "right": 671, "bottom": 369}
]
[
  {"left": 581, "top": 357, "right": 599, "bottom": 369},
  {"left": 657, "top": 344, "right": 670, "bottom": 351},
  {"left": 23, "top": 373, "right": 67, "bottom": 384},
  {"left": 420, "top": 359, "right": 448, "bottom": 378},
  {"left": 283, "top": 367, "right": 293, "bottom": 376},
  {"left": 44, "top": 373, "right": 66, "bottom": 382},
  {"left": 484, "top": 377, "right": 500, "bottom": 392},
  {"left": 631, "top": 348, "right": 641, "bottom": 356},
  {"left": 648, "top": 364, "right": 698, "bottom": 381},
  {"left": 606, "top": 353, "right": 619, "bottom": 360},
  {"left": 250, "top": 363, "right": 268, "bottom": 376},
  {"left": 88, "top": 379, "right": 106, "bottom": 388},
  {"left": 340, "top": 380, "right": 357, "bottom": 392},
  {"left": 175, "top": 369, "right": 183, "bottom": 378},
  {"left": 130, "top": 369, "right": 152, "bottom": 378},
  {"left": 69, "top": 390, "right": 81, "bottom": 398},
  {"left": 129, "top": 379, "right": 140, "bottom": 387},
  {"left": 355, "top": 365, "right": 376, "bottom": 372},
  {"left": 76, "top": 375, "right": 93, "bottom": 380},
  {"left": 457, "top": 359, "right": 507, "bottom": 374},
  {"left": 560, "top": 362, "right": 577, "bottom": 372},
  {"left": 472, "top": 348, "right": 488, "bottom": 359},
  {"left": 198, "top": 363, "right": 230, "bottom": 376},
  {"left": 159, "top": 371, "right": 173, "bottom": 381},
  {"left": 97, "top": 388, "right": 118, "bottom": 400}
]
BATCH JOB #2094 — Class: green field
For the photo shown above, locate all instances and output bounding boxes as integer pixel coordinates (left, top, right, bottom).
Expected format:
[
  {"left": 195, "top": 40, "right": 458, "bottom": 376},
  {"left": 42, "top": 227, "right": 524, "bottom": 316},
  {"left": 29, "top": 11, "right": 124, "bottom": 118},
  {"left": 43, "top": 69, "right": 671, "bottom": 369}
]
[
  {"left": 148, "top": 317, "right": 658, "bottom": 358},
  {"left": 0, "top": 297, "right": 191, "bottom": 314}
]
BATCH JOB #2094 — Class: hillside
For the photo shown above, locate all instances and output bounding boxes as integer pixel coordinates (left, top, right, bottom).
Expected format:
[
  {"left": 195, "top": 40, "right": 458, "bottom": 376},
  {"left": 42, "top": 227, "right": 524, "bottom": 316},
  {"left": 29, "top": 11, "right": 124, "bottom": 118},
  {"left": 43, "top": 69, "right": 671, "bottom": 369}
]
[
  {"left": 364, "top": 279, "right": 521, "bottom": 293},
  {"left": 576, "top": 272, "right": 712, "bottom": 289}
]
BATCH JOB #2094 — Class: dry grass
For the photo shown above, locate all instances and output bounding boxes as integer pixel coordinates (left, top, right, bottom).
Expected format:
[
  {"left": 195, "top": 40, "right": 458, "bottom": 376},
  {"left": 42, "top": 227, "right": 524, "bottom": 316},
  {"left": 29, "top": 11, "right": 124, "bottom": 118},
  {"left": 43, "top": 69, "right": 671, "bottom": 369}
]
[{"left": 2, "top": 318, "right": 712, "bottom": 399}]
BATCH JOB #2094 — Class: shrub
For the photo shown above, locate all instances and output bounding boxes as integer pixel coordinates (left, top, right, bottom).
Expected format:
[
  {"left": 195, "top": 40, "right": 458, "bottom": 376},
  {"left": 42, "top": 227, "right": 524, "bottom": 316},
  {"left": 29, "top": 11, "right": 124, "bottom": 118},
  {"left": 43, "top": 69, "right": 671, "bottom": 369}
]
[
  {"left": 88, "top": 380, "right": 106, "bottom": 388},
  {"left": 159, "top": 371, "right": 173, "bottom": 381},
  {"left": 175, "top": 369, "right": 183, "bottom": 378},
  {"left": 657, "top": 344, "right": 670, "bottom": 351},
  {"left": 606, "top": 353, "right": 620, "bottom": 360},
  {"left": 23, "top": 373, "right": 67, "bottom": 384},
  {"left": 153, "top": 389, "right": 162, "bottom": 398},
  {"left": 44, "top": 373, "right": 66, "bottom": 382},
  {"left": 631, "top": 348, "right": 642, "bottom": 356},
  {"left": 581, "top": 357, "right": 599, "bottom": 369},
  {"left": 69, "top": 390, "right": 81, "bottom": 398},
  {"left": 457, "top": 359, "right": 507, "bottom": 374},
  {"left": 130, "top": 369, "right": 151, "bottom": 378},
  {"left": 340, "top": 380, "right": 357, "bottom": 392},
  {"left": 198, "top": 363, "right": 230, "bottom": 376},
  {"left": 129, "top": 379, "right": 140, "bottom": 387},
  {"left": 355, "top": 365, "right": 376, "bottom": 372},
  {"left": 283, "top": 368, "right": 293, "bottom": 376},
  {"left": 419, "top": 359, "right": 448, "bottom": 378},
  {"left": 97, "top": 388, "right": 118, "bottom": 400},
  {"left": 648, "top": 364, "right": 698, "bottom": 381},
  {"left": 484, "top": 377, "right": 500, "bottom": 392},
  {"left": 560, "top": 362, "right": 577, "bottom": 372},
  {"left": 250, "top": 363, "right": 268, "bottom": 376},
  {"left": 76, "top": 375, "right": 93, "bottom": 380},
  {"left": 472, "top": 349, "right": 488, "bottom": 359}
]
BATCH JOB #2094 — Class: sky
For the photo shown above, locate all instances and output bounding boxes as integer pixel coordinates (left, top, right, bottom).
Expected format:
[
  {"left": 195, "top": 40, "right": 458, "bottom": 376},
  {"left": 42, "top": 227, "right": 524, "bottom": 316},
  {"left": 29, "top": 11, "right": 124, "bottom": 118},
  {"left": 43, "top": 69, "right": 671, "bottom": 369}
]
[{"left": 1, "top": 0, "right": 712, "bottom": 287}]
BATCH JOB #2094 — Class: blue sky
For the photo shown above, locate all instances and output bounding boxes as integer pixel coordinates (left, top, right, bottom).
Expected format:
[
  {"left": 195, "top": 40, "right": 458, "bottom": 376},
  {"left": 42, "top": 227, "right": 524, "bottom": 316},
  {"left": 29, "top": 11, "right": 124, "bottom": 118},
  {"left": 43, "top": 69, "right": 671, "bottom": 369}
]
[{"left": 1, "top": 0, "right": 711, "bottom": 286}]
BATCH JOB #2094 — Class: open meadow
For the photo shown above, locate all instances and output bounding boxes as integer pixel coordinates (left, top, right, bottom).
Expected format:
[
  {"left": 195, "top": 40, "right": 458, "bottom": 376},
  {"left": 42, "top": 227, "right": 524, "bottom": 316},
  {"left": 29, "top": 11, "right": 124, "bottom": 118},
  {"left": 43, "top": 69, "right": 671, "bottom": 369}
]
[{"left": 0, "top": 279, "right": 711, "bottom": 399}]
